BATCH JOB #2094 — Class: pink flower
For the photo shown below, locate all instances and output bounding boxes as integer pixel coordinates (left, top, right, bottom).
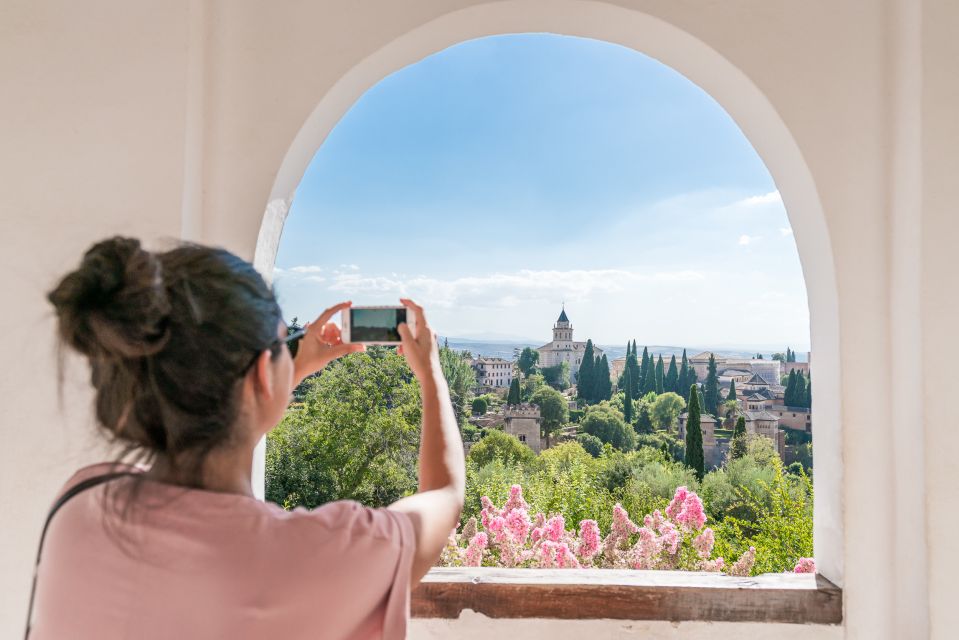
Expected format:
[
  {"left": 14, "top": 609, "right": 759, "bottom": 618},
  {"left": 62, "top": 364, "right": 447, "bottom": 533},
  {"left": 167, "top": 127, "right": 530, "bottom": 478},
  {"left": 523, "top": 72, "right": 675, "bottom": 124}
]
[
  {"left": 700, "top": 557, "right": 725, "bottom": 572},
  {"left": 643, "top": 509, "right": 664, "bottom": 531},
  {"left": 538, "top": 541, "right": 557, "bottom": 568},
  {"left": 480, "top": 496, "right": 500, "bottom": 529},
  {"left": 794, "top": 557, "right": 816, "bottom": 574},
  {"left": 666, "top": 486, "right": 689, "bottom": 520},
  {"left": 727, "top": 546, "right": 756, "bottom": 577},
  {"left": 612, "top": 504, "right": 640, "bottom": 538},
  {"left": 576, "top": 520, "right": 601, "bottom": 561},
  {"left": 658, "top": 521, "right": 681, "bottom": 555},
  {"left": 555, "top": 542, "right": 580, "bottom": 568},
  {"left": 693, "top": 528, "right": 715, "bottom": 559},
  {"left": 505, "top": 507, "right": 532, "bottom": 545},
  {"left": 544, "top": 515, "right": 566, "bottom": 542},
  {"left": 504, "top": 484, "right": 530, "bottom": 512},
  {"left": 488, "top": 515, "right": 508, "bottom": 544},
  {"left": 464, "top": 532, "right": 488, "bottom": 567},
  {"left": 530, "top": 527, "right": 544, "bottom": 544},
  {"left": 676, "top": 491, "right": 707, "bottom": 531},
  {"left": 630, "top": 527, "right": 662, "bottom": 569}
]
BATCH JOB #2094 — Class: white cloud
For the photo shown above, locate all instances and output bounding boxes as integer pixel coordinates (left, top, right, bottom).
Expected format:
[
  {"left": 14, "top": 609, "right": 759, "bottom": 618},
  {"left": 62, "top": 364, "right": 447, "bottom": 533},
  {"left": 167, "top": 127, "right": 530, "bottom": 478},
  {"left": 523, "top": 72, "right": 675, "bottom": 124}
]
[
  {"left": 779, "top": 227, "right": 793, "bottom": 236},
  {"left": 339, "top": 264, "right": 360, "bottom": 271},
  {"left": 735, "top": 191, "right": 782, "bottom": 208},
  {"left": 739, "top": 234, "right": 762, "bottom": 246},
  {"left": 321, "top": 268, "right": 706, "bottom": 309},
  {"left": 290, "top": 265, "right": 325, "bottom": 274}
]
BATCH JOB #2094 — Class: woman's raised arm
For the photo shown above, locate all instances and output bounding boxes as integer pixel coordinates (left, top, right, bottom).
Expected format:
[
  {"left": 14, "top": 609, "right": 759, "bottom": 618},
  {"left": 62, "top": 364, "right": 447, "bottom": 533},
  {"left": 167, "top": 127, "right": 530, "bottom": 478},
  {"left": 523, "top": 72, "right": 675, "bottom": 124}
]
[{"left": 387, "top": 299, "right": 466, "bottom": 585}]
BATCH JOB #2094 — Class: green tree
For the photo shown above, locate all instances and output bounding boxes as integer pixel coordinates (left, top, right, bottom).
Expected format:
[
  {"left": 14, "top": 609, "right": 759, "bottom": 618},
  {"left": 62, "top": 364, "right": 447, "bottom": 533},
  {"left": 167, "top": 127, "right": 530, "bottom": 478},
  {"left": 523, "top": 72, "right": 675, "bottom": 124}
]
[
  {"left": 471, "top": 396, "right": 488, "bottom": 415},
  {"left": 805, "top": 377, "right": 812, "bottom": 408},
  {"left": 593, "top": 354, "right": 612, "bottom": 402},
  {"left": 531, "top": 385, "right": 569, "bottom": 447},
  {"left": 541, "top": 361, "right": 571, "bottom": 390},
  {"left": 685, "top": 383, "right": 705, "bottom": 480},
  {"left": 784, "top": 370, "right": 797, "bottom": 406},
  {"left": 793, "top": 373, "right": 807, "bottom": 409},
  {"left": 576, "top": 433, "right": 604, "bottom": 458},
  {"left": 772, "top": 352, "right": 785, "bottom": 362},
  {"left": 642, "top": 355, "right": 656, "bottom": 398},
  {"left": 651, "top": 391, "right": 686, "bottom": 430},
  {"left": 521, "top": 372, "right": 547, "bottom": 402},
  {"left": 678, "top": 349, "right": 690, "bottom": 393},
  {"left": 578, "top": 339, "right": 596, "bottom": 403},
  {"left": 467, "top": 429, "right": 536, "bottom": 468},
  {"left": 639, "top": 347, "right": 650, "bottom": 394},
  {"left": 703, "top": 354, "right": 720, "bottom": 416},
  {"left": 731, "top": 416, "right": 748, "bottom": 459},
  {"left": 581, "top": 404, "right": 637, "bottom": 451},
  {"left": 727, "top": 379, "right": 738, "bottom": 402},
  {"left": 655, "top": 355, "right": 665, "bottom": 394},
  {"left": 266, "top": 348, "right": 421, "bottom": 509},
  {"left": 439, "top": 342, "right": 477, "bottom": 425},
  {"left": 665, "top": 355, "right": 679, "bottom": 394},
  {"left": 517, "top": 347, "right": 539, "bottom": 376},
  {"left": 622, "top": 366, "right": 634, "bottom": 423},
  {"left": 506, "top": 376, "right": 521, "bottom": 406}
]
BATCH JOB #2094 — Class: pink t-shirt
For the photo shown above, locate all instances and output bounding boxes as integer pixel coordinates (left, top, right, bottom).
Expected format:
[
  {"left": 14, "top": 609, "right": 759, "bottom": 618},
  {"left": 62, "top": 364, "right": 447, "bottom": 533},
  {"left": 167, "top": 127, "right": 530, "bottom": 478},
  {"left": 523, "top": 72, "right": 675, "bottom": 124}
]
[{"left": 29, "top": 463, "right": 415, "bottom": 640}]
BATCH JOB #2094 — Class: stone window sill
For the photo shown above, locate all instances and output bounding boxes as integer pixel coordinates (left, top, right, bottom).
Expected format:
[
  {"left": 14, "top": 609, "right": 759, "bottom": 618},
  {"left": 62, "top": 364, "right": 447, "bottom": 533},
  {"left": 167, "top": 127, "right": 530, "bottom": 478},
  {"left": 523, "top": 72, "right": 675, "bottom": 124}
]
[{"left": 412, "top": 567, "right": 842, "bottom": 625}]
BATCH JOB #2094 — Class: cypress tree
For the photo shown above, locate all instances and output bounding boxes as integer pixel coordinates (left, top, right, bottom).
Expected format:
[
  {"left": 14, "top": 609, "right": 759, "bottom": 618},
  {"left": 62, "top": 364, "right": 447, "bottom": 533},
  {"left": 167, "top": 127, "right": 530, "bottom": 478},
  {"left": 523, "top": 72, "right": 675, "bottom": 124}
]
[
  {"left": 626, "top": 347, "right": 641, "bottom": 399},
  {"left": 727, "top": 379, "right": 738, "bottom": 402},
  {"left": 678, "top": 349, "right": 690, "bottom": 393},
  {"left": 805, "top": 377, "right": 812, "bottom": 408},
  {"left": 665, "top": 355, "right": 678, "bottom": 394},
  {"left": 594, "top": 354, "right": 612, "bottom": 402},
  {"left": 640, "top": 347, "right": 650, "bottom": 394},
  {"left": 731, "top": 415, "right": 748, "bottom": 459},
  {"left": 655, "top": 355, "right": 665, "bottom": 394},
  {"left": 507, "top": 377, "right": 521, "bottom": 406},
  {"left": 785, "top": 370, "right": 797, "bottom": 406},
  {"left": 685, "top": 384, "right": 705, "bottom": 480},
  {"left": 632, "top": 340, "right": 638, "bottom": 360},
  {"left": 622, "top": 366, "right": 634, "bottom": 423},
  {"left": 794, "top": 373, "right": 807, "bottom": 410},
  {"left": 579, "top": 340, "right": 595, "bottom": 403},
  {"left": 642, "top": 356, "right": 656, "bottom": 398},
  {"left": 703, "top": 354, "right": 720, "bottom": 415}
]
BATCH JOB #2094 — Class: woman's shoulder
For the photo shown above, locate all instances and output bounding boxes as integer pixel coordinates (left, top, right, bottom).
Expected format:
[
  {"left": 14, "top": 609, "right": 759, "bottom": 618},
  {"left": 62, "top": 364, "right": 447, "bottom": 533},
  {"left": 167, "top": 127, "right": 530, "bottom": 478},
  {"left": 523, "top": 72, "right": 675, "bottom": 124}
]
[
  {"left": 56, "top": 462, "right": 145, "bottom": 498},
  {"left": 271, "top": 500, "right": 413, "bottom": 545}
]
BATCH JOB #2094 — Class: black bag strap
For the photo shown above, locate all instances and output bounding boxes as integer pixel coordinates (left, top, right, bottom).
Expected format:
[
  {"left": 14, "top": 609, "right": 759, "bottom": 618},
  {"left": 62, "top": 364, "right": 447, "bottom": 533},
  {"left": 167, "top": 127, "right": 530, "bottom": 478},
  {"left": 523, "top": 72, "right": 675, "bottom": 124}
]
[{"left": 24, "top": 471, "right": 137, "bottom": 640}]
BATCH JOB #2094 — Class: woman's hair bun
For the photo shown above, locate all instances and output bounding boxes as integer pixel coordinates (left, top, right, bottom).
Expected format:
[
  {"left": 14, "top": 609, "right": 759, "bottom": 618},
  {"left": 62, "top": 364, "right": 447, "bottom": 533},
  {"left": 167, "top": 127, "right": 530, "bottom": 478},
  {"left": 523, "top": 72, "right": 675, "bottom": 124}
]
[{"left": 48, "top": 236, "right": 171, "bottom": 359}]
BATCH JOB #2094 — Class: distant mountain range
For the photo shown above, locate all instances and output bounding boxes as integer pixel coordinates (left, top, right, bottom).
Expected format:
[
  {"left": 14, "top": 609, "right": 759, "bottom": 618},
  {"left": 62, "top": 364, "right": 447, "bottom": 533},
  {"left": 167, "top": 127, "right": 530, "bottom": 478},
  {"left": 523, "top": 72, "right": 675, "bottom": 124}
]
[{"left": 441, "top": 336, "right": 809, "bottom": 363}]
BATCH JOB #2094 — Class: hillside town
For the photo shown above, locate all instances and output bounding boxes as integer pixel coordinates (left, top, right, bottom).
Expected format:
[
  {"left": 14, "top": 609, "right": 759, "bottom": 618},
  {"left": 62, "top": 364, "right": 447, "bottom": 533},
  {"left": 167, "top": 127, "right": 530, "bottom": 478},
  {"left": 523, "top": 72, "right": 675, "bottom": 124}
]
[{"left": 468, "top": 308, "right": 813, "bottom": 470}]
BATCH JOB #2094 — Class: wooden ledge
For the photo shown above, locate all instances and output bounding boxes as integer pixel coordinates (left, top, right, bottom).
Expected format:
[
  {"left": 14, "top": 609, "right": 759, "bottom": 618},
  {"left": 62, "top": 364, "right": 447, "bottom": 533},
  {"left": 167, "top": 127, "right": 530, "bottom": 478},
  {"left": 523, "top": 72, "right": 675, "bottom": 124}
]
[{"left": 412, "top": 567, "right": 842, "bottom": 625}]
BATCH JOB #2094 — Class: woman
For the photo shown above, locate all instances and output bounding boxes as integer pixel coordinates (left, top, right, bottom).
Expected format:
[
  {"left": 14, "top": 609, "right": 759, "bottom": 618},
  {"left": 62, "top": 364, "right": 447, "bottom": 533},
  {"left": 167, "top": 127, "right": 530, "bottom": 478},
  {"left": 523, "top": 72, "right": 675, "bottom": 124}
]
[{"left": 29, "top": 237, "right": 465, "bottom": 639}]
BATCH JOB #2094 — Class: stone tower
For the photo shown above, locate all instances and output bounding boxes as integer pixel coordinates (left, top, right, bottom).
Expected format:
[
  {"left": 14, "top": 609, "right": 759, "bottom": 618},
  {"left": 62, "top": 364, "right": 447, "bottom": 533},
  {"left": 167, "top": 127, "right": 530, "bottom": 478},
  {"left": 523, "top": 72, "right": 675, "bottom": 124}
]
[{"left": 552, "top": 306, "right": 572, "bottom": 346}]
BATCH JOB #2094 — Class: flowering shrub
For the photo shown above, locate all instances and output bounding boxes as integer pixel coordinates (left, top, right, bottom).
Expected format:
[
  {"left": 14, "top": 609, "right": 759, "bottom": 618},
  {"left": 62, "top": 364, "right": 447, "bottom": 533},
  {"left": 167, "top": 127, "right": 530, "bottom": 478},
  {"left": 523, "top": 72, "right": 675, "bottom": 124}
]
[{"left": 441, "top": 484, "right": 766, "bottom": 575}]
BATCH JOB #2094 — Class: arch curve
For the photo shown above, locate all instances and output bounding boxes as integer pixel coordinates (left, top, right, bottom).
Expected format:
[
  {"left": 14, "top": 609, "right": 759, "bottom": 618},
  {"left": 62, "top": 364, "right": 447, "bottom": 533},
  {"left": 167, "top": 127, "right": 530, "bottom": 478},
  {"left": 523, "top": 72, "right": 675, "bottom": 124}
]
[{"left": 254, "top": 0, "right": 842, "bottom": 585}]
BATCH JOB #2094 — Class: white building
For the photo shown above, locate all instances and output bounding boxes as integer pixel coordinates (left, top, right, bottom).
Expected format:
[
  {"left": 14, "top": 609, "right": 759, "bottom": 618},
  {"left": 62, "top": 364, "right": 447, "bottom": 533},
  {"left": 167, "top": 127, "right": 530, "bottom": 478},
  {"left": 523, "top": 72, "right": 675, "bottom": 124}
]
[
  {"left": 472, "top": 357, "right": 513, "bottom": 388},
  {"left": 535, "top": 308, "right": 603, "bottom": 382}
]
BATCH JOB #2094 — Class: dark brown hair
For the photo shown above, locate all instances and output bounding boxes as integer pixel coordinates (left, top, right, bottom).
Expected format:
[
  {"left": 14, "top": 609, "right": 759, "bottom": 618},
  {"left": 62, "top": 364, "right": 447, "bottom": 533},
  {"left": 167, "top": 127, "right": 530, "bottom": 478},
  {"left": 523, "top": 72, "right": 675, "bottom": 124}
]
[{"left": 48, "top": 237, "right": 282, "bottom": 484}]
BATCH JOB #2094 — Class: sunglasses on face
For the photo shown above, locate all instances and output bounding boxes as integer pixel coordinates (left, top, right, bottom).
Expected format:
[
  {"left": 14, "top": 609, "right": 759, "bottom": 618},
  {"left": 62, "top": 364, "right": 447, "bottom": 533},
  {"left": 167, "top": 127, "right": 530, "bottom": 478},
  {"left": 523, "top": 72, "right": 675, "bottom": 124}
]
[{"left": 243, "top": 327, "right": 307, "bottom": 374}]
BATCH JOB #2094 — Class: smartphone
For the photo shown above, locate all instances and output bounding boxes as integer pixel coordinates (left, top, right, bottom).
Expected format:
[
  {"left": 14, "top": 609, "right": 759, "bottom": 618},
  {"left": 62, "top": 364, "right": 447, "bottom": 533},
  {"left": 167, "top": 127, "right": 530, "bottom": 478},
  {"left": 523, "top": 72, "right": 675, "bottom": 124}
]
[{"left": 341, "top": 305, "right": 413, "bottom": 345}]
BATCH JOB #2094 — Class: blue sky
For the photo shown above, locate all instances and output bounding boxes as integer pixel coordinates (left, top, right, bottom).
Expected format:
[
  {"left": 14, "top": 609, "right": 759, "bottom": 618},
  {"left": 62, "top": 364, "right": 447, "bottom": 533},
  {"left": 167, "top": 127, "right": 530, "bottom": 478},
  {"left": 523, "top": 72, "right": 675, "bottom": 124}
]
[{"left": 274, "top": 34, "right": 809, "bottom": 350}]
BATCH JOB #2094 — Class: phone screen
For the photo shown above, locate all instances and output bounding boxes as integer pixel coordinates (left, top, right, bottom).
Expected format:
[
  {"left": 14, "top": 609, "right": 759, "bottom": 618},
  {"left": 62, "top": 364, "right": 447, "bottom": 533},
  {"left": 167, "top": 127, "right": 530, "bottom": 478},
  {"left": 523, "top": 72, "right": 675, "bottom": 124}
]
[{"left": 350, "top": 307, "right": 407, "bottom": 342}]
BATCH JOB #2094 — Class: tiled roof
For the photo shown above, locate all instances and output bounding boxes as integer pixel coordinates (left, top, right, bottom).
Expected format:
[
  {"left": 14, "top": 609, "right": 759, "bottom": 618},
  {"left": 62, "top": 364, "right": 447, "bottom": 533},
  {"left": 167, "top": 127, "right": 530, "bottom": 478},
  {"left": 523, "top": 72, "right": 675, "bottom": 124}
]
[
  {"left": 743, "top": 410, "right": 779, "bottom": 421},
  {"left": 746, "top": 373, "right": 770, "bottom": 385},
  {"left": 557, "top": 308, "right": 569, "bottom": 323}
]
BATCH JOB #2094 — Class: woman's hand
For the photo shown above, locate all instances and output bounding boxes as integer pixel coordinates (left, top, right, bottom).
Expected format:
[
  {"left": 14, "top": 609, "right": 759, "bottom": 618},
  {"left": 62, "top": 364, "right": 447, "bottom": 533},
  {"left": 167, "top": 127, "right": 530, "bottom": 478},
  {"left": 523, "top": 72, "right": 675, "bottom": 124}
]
[
  {"left": 396, "top": 298, "right": 441, "bottom": 383},
  {"left": 292, "top": 301, "right": 365, "bottom": 386}
]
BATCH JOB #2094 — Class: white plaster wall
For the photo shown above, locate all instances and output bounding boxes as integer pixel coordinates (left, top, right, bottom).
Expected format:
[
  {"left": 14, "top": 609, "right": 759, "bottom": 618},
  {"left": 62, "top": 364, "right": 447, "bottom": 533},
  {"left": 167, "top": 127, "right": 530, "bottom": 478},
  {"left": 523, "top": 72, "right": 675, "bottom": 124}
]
[
  {"left": 410, "top": 614, "right": 844, "bottom": 640},
  {"left": 1, "top": 0, "right": 956, "bottom": 638}
]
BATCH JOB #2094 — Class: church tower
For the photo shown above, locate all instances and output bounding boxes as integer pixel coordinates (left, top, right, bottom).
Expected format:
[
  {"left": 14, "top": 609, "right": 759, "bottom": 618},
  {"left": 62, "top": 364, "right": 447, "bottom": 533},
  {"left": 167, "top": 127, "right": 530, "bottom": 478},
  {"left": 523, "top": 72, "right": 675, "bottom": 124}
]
[{"left": 552, "top": 306, "right": 572, "bottom": 344}]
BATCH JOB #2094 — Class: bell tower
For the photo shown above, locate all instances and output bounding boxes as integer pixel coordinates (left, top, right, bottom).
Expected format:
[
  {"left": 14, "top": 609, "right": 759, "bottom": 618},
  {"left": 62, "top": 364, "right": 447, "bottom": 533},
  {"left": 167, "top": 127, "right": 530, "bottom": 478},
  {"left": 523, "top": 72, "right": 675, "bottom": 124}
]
[{"left": 552, "top": 306, "right": 572, "bottom": 343}]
